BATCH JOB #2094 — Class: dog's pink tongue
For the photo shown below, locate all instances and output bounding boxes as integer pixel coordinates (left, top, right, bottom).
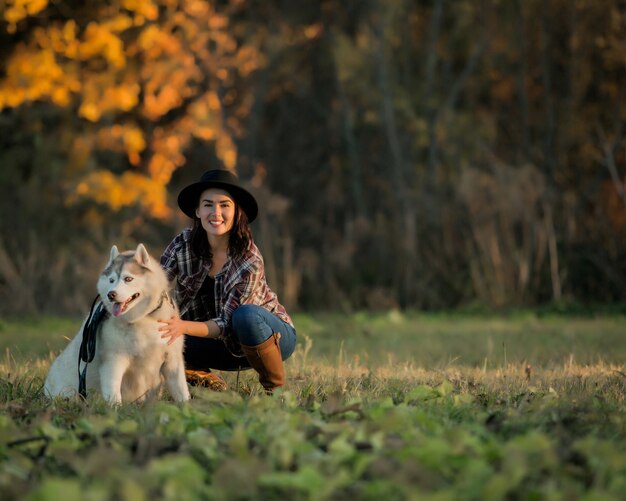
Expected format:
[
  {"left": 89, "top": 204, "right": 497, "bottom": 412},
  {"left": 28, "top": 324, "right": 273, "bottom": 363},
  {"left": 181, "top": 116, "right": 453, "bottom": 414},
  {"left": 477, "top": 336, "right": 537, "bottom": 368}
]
[{"left": 112, "top": 303, "right": 122, "bottom": 317}]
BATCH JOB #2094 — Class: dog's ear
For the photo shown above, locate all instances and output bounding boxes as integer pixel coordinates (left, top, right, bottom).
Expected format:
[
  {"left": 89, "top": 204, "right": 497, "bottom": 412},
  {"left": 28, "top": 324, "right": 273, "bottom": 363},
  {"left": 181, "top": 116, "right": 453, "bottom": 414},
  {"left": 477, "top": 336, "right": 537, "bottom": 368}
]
[
  {"left": 108, "top": 245, "right": 119, "bottom": 264},
  {"left": 135, "top": 243, "right": 150, "bottom": 266}
]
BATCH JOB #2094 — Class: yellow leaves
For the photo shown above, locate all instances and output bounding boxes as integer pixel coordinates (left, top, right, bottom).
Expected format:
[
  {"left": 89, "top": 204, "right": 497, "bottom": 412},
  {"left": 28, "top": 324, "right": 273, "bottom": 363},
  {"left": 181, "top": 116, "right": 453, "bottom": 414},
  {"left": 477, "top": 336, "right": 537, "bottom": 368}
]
[
  {"left": 236, "top": 46, "right": 265, "bottom": 77},
  {"left": 79, "top": 22, "right": 126, "bottom": 69},
  {"left": 143, "top": 82, "right": 183, "bottom": 121},
  {"left": 138, "top": 24, "right": 204, "bottom": 121},
  {"left": 78, "top": 102, "right": 101, "bottom": 123},
  {"left": 149, "top": 152, "right": 183, "bottom": 189},
  {"left": 121, "top": 0, "right": 158, "bottom": 22},
  {"left": 4, "top": 0, "right": 49, "bottom": 33},
  {"left": 208, "top": 14, "right": 229, "bottom": 30},
  {"left": 0, "top": 16, "right": 132, "bottom": 112},
  {"left": 193, "top": 127, "right": 217, "bottom": 141},
  {"left": 109, "top": 83, "right": 141, "bottom": 111},
  {"left": 148, "top": 129, "right": 188, "bottom": 186},
  {"left": 186, "top": 90, "right": 239, "bottom": 167},
  {"left": 209, "top": 30, "right": 238, "bottom": 54},
  {"left": 79, "top": 80, "right": 140, "bottom": 122},
  {"left": 50, "top": 86, "right": 72, "bottom": 107},
  {"left": 138, "top": 25, "right": 166, "bottom": 54},
  {"left": 68, "top": 170, "right": 171, "bottom": 219},
  {"left": 96, "top": 124, "right": 146, "bottom": 165},
  {"left": 103, "top": 15, "right": 134, "bottom": 34},
  {"left": 0, "top": 46, "right": 79, "bottom": 108},
  {"left": 32, "top": 22, "right": 79, "bottom": 57},
  {"left": 123, "top": 128, "right": 146, "bottom": 162},
  {"left": 183, "top": 0, "right": 211, "bottom": 17},
  {"left": 62, "top": 20, "right": 77, "bottom": 43},
  {"left": 1, "top": 1, "right": 266, "bottom": 219},
  {"left": 188, "top": 94, "right": 219, "bottom": 140},
  {"left": 142, "top": 60, "right": 202, "bottom": 120}
]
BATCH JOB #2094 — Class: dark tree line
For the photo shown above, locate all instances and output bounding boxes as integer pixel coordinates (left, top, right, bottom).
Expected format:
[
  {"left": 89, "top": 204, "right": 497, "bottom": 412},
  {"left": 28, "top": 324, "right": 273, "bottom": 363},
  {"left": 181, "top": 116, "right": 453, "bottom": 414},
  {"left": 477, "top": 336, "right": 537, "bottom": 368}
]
[{"left": 1, "top": 0, "right": 625, "bottom": 314}]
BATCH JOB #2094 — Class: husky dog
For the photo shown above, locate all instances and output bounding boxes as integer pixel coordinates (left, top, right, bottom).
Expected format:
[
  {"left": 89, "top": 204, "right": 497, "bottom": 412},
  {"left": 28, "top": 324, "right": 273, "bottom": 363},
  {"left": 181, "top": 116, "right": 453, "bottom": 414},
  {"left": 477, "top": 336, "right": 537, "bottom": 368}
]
[{"left": 45, "top": 244, "right": 190, "bottom": 404}]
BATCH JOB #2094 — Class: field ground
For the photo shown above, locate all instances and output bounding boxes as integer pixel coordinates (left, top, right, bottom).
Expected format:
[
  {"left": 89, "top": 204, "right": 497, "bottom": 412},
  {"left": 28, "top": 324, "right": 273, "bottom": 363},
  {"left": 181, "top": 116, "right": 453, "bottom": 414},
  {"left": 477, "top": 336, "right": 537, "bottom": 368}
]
[{"left": 0, "top": 312, "right": 625, "bottom": 500}]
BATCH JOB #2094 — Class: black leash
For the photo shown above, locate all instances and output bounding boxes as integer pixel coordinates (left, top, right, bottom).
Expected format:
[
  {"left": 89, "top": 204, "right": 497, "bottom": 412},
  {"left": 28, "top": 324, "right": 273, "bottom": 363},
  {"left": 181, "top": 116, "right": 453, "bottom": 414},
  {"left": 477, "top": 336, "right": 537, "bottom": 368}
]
[{"left": 78, "top": 295, "right": 108, "bottom": 398}]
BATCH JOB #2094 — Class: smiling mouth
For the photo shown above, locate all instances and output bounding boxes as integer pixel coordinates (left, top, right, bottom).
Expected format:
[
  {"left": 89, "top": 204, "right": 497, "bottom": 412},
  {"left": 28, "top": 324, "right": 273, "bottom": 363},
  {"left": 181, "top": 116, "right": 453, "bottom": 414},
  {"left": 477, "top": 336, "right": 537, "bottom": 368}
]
[{"left": 111, "top": 293, "right": 140, "bottom": 317}]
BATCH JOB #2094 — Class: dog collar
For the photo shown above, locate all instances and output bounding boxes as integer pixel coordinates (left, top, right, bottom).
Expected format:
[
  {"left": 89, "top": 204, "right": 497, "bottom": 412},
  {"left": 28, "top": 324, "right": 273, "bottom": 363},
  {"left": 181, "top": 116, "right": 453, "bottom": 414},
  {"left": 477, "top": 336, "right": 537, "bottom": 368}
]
[{"left": 148, "top": 291, "right": 175, "bottom": 317}]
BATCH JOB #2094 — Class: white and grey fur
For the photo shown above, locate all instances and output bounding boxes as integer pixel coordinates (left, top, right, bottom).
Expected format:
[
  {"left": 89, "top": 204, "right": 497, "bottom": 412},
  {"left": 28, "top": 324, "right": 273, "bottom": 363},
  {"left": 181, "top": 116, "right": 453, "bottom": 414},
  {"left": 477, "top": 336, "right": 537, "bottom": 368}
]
[{"left": 44, "top": 244, "right": 190, "bottom": 404}]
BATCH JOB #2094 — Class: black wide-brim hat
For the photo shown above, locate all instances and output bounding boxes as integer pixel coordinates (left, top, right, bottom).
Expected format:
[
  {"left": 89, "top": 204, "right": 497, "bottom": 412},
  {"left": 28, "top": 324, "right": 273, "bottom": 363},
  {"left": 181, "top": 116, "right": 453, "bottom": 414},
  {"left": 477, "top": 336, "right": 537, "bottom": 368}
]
[{"left": 177, "top": 169, "right": 258, "bottom": 223}]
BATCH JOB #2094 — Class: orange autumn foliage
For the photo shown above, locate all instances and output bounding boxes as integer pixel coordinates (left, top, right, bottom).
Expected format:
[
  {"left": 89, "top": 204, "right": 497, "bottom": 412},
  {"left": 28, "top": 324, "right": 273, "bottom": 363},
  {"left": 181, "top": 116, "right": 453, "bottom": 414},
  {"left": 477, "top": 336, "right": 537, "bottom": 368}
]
[{"left": 0, "top": 0, "right": 264, "bottom": 218}]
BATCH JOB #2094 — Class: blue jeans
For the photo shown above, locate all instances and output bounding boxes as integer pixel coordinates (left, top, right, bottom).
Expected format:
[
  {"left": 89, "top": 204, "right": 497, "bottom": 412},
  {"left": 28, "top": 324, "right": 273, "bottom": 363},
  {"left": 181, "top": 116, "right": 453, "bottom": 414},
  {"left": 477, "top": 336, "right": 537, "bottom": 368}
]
[
  {"left": 232, "top": 304, "right": 297, "bottom": 357},
  {"left": 184, "top": 305, "right": 297, "bottom": 371}
]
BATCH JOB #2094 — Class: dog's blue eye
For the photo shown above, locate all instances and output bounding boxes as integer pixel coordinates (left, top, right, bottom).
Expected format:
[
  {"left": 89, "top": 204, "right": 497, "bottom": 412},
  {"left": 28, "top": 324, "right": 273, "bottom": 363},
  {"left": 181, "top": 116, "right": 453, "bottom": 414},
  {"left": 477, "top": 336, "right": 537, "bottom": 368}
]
[
  {"left": 109, "top": 278, "right": 114, "bottom": 283},
  {"left": 124, "top": 277, "right": 133, "bottom": 283}
]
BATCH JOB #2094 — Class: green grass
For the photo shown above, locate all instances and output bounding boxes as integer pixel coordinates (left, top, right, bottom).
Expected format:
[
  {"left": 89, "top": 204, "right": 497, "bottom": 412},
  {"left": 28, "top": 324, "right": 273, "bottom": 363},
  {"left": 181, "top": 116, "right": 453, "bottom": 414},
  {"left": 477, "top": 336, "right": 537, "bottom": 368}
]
[
  {"left": 293, "top": 311, "right": 626, "bottom": 367},
  {"left": 0, "top": 317, "right": 80, "bottom": 360},
  {"left": 1, "top": 312, "right": 625, "bottom": 500},
  {"left": 2, "top": 311, "right": 625, "bottom": 367}
]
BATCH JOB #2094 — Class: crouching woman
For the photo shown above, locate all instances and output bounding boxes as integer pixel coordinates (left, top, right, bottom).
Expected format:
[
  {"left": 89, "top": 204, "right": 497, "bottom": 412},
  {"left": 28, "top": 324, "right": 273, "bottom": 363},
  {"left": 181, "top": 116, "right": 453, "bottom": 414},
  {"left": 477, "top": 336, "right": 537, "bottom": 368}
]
[{"left": 159, "top": 169, "right": 296, "bottom": 393}]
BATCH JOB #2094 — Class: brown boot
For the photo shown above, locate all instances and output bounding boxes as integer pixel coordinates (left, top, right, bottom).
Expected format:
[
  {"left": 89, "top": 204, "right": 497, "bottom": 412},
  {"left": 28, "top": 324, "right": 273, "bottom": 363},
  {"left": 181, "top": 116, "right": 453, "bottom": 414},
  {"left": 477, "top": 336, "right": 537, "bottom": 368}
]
[{"left": 241, "top": 333, "right": 285, "bottom": 394}]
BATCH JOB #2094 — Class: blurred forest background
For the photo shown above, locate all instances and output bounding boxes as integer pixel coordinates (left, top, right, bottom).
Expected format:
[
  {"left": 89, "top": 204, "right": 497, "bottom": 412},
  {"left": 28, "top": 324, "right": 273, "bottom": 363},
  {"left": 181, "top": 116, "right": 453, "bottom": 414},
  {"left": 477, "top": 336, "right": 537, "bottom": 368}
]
[{"left": 1, "top": 0, "right": 625, "bottom": 316}]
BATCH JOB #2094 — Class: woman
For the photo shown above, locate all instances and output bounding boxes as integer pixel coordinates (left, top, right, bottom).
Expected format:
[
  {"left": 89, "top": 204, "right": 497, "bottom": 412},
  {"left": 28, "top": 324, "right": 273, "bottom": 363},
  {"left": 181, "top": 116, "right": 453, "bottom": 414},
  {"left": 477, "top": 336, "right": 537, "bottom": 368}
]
[{"left": 158, "top": 169, "right": 296, "bottom": 393}]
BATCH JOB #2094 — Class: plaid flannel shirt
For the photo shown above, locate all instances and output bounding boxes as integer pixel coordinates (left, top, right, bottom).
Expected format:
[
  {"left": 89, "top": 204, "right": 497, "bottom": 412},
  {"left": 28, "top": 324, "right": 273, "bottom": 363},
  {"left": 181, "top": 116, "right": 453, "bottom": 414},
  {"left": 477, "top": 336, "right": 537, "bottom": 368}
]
[{"left": 160, "top": 229, "right": 293, "bottom": 344}]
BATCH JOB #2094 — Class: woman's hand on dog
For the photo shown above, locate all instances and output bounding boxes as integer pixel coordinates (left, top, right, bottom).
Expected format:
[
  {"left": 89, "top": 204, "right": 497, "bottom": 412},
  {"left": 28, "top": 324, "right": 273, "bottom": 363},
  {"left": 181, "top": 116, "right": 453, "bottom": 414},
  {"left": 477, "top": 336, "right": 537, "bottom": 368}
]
[
  {"left": 159, "top": 315, "right": 212, "bottom": 344},
  {"left": 158, "top": 315, "right": 187, "bottom": 345}
]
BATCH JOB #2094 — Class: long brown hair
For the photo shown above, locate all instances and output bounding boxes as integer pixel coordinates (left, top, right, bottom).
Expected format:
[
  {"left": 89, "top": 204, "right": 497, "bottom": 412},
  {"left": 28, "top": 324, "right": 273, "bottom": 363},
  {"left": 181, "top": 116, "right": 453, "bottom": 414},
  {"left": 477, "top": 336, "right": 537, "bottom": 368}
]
[{"left": 190, "top": 203, "right": 253, "bottom": 262}]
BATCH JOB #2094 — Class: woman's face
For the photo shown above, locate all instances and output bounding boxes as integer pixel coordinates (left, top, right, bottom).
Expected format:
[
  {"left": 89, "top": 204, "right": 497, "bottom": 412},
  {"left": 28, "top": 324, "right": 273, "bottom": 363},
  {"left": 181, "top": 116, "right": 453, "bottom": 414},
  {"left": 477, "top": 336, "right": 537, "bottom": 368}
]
[{"left": 195, "top": 188, "right": 236, "bottom": 238}]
